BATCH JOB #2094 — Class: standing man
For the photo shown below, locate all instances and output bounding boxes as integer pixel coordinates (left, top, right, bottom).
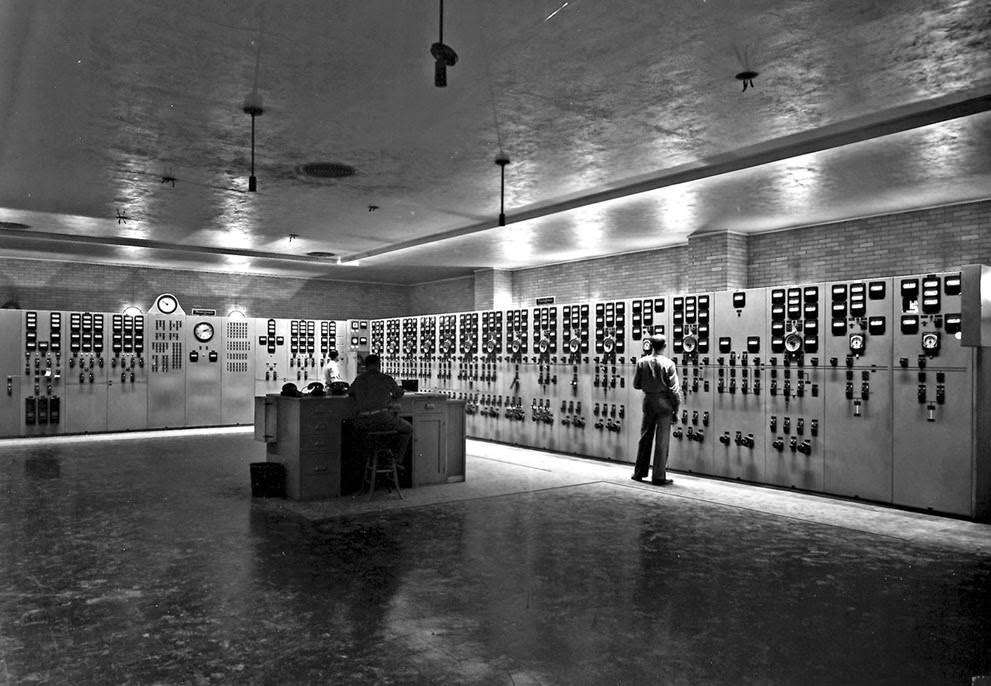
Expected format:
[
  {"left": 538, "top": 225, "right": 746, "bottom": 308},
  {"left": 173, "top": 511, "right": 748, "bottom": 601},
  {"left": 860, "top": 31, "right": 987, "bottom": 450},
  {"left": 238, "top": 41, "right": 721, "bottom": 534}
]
[
  {"left": 324, "top": 349, "right": 344, "bottom": 387},
  {"left": 632, "top": 333, "right": 682, "bottom": 485},
  {"left": 348, "top": 354, "right": 413, "bottom": 459}
]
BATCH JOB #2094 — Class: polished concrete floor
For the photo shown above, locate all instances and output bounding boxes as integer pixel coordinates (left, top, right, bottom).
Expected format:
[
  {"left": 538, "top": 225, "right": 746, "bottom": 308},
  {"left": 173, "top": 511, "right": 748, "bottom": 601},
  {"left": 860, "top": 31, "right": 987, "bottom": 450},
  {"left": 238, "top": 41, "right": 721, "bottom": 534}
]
[{"left": 1, "top": 429, "right": 990, "bottom": 685}]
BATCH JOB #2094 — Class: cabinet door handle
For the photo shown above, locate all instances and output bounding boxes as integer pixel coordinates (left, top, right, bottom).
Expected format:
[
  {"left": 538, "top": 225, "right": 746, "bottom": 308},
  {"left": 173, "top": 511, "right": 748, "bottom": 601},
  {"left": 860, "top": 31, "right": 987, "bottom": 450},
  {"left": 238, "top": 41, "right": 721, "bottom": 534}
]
[{"left": 424, "top": 403, "right": 435, "bottom": 409}]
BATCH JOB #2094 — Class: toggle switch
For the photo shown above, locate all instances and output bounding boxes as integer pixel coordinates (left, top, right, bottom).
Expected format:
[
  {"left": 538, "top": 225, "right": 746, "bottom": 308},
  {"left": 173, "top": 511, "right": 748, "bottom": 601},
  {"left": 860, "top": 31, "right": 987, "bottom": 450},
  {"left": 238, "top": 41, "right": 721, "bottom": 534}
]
[{"left": 853, "top": 399, "right": 862, "bottom": 417}]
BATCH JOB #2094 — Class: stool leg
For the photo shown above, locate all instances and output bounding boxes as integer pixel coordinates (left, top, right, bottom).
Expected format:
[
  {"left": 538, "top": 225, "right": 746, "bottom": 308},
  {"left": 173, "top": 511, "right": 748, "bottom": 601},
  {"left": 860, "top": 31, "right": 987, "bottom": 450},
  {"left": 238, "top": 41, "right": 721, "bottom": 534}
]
[
  {"left": 391, "top": 460, "right": 404, "bottom": 499},
  {"left": 366, "top": 452, "right": 378, "bottom": 500}
]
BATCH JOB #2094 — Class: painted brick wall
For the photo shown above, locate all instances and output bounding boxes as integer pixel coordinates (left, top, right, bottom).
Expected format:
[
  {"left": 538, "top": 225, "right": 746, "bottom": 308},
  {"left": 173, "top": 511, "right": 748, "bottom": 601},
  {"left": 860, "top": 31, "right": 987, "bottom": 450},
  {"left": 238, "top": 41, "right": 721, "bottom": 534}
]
[
  {"left": 409, "top": 275, "right": 475, "bottom": 314},
  {"left": 510, "top": 200, "right": 991, "bottom": 304},
  {"left": 511, "top": 246, "right": 690, "bottom": 306},
  {"left": 747, "top": 200, "right": 991, "bottom": 287},
  {"left": 687, "top": 231, "right": 749, "bottom": 291},
  {"left": 0, "top": 258, "right": 411, "bottom": 319},
  {"left": 473, "top": 269, "right": 513, "bottom": 310}
]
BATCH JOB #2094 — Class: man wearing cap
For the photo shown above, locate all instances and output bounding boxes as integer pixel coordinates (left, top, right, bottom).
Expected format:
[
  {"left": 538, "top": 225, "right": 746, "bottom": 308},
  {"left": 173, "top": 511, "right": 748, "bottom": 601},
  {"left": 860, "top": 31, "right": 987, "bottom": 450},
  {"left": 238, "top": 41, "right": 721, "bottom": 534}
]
[{"left": 632, "top": 333, "right": 682, "bottom": 485}]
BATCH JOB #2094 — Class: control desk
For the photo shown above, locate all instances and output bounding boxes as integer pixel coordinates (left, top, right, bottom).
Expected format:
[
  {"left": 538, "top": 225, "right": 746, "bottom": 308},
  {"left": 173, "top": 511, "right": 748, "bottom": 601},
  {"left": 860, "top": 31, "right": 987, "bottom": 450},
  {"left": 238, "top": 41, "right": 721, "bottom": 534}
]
[{"left": 254, "top": 392, "right": 466, "bottom": 500}]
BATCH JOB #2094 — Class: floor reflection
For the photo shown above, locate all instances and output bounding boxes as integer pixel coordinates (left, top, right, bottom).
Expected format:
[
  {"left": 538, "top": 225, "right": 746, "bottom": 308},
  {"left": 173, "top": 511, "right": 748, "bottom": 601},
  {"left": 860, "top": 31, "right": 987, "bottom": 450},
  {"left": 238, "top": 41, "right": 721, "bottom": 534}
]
[{"left": 0, "top": 432, "right": 989, "bottom": 685}]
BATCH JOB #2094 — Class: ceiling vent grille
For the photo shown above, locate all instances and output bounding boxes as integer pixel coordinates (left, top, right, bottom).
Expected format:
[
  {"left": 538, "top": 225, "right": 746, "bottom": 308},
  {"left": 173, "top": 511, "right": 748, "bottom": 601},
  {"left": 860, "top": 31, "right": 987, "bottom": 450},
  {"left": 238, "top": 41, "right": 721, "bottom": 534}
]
[{"left": 296, "top": 163, "right": 356, "bottom": 179}]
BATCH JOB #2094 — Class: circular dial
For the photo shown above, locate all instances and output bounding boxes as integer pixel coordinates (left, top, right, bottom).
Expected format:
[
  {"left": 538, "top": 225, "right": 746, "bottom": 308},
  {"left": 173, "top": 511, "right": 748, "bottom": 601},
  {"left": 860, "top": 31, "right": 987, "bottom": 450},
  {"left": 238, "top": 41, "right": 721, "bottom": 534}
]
[
  {"left": 193, "top": 321, "right": 214, "bottom": 343},
  {"left": 921, "top": 332, "right": 940, "bottom": 353},
  {"left": 849, "top": 333, "right": 866, "bottom": 354},
  {"left": 602, "top": 336, "right": 616, "bottom": 353},
  {"left": 567, "top": 337, "right": 581, "bottom": 354},
  {"left": 642, "top": 338, "right": 653, "bottom": 353},
  {"left": 681, "top": 335, "right": 698, "bottom": 353},
  {"left": 538, "top": 337, "right": 551, "bottom": 354},
  {"left": 510, "top": 337, "right": 523, "bottom": 354},
  {"left": 784, "top": 333, "right": 804, "bottom": 353},
  {"left": 155, "top": 294, "right": 178, "bottom": 315},
  {"left": 484, "top": 337, "right": 497, "bottom": 354}
]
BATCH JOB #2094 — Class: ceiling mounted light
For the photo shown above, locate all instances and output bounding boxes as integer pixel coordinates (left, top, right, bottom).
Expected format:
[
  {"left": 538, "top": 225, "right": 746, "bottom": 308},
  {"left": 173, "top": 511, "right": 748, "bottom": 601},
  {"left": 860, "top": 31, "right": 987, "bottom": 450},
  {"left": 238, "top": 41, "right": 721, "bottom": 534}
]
[
  {"left": 243, "top": 91, "right": 264, "bottom": 191},
  {"left": 735, "top": 70, "right": 758, "bottom": 92},
  {"left": 732, "top": 42, "right": 759, "bottom": 92},
  {"left": 495, "top": 153, "right": 511, "bottom": 226},
  {"left": 430, "top": 0, "right": 458, "bottom": 87}
]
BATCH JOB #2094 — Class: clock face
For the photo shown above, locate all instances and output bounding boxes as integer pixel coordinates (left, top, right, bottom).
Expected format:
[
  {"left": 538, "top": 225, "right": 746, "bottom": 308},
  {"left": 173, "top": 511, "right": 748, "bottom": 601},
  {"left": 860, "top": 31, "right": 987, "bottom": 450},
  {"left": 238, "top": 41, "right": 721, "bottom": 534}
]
[
  {"left": 193, "top": 321, "right": 215, "bottom": 343},
  {"left": 156, "top": 294, "right": 178, "bottom": 315}
]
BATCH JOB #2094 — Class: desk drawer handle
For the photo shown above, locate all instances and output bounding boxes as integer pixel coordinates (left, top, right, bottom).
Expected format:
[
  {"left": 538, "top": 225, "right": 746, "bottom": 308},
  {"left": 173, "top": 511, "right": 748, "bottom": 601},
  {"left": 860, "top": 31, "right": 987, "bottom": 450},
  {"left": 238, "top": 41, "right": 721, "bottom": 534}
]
[{"left": 424, "top": 403, "right": 435, "bottom": 409}]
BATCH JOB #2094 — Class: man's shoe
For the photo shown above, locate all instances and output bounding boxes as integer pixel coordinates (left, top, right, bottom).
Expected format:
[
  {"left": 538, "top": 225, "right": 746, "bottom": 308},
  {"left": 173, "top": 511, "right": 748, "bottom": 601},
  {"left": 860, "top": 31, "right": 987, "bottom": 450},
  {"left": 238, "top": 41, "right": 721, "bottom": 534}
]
[
  {"left": 651, "top": 478, "right": 674, "bottom": 486},
  {"left": 630, "top": 475, "right": 645, "bottom": 482}
]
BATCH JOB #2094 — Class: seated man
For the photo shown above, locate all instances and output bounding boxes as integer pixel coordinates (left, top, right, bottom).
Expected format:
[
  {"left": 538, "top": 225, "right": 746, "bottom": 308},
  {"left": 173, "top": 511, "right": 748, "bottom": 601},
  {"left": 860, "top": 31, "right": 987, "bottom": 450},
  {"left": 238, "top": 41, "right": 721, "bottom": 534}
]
[{"left": 347, "top": 354, "right": 413, "bottom": 461}]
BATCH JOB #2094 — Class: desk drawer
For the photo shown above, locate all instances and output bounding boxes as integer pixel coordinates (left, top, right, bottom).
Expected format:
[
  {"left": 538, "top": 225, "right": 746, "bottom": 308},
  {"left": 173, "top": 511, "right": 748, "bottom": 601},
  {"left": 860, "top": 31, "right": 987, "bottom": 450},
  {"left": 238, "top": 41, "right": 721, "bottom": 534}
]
[{"left": 408, "top": 398, "right": 442, "bottom": 414}]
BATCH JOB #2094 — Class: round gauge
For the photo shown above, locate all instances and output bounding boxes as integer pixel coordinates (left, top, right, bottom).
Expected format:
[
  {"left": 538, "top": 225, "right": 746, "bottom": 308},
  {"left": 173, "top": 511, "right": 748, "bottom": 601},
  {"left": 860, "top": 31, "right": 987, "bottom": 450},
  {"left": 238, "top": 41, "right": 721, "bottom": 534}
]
[
  {"left": 602, "top": 336, "right": 616, "bottom": 353},
  {"left": 485, "top": 337, "right": 497, "bottom": 354},
  {"left": 849, "top": 333, "right": 866, "bottom": 354},
  {"left": 155, "top": 293, "right": 178, "bottom": 315},
  {"left": 538, "top": 338, "right": 551, "bottom": 354},
  {"left": 510, "top": 338, "right": 523, "bottom": 354},
  {"left": 784, "top": 333, "right": 804, "bottom": 353},
  {"left": 921, "top": 332, "right": 941, "bottom": 353},
  {"left": 642, "top": 338, "right": 653, "bottom": 353},
  {"left": 681, "top": 335, "right": 698, "bottom": 353},
  {"left": 568, "top": 337, "right": 581, "bottom": 354},
  {"left": 193, "top": 321, "right": 214, "bottom": 343}
]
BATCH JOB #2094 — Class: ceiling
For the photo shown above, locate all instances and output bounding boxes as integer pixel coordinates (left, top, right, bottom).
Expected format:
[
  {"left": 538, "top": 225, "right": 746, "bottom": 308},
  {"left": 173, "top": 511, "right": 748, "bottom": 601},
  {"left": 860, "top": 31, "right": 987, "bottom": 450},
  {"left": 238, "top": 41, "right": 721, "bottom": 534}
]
[{"left": 0, "top": 0, "right": 989, "bottom": 285}]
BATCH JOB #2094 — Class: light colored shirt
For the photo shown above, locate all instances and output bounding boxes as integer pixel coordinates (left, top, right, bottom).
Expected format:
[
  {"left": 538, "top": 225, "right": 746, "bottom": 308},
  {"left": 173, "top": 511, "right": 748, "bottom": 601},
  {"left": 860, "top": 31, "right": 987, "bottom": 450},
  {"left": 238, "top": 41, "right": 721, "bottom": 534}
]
[
  {"left": 633, "top": 353, "right": 682, "bottom": 404},
  {"left": 324, "top": 360, "right": 343, "bottom": 385}
]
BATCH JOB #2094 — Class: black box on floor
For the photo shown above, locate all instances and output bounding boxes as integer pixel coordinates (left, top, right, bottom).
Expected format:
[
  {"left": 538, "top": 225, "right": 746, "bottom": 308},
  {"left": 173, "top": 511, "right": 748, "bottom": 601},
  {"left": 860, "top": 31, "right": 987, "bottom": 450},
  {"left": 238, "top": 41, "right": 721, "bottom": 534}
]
[{"left": 250, "top": 462, "right": 286, "bottom": 498}]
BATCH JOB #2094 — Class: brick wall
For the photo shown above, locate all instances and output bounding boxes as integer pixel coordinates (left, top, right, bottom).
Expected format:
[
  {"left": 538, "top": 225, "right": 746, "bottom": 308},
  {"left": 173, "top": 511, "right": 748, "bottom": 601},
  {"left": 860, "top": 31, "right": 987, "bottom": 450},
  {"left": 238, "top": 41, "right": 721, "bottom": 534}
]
[
  {"left": 747, "top": 200, "right": 991, "bottom": 287},
  {"left": 409, "top": 275, "right": 475, "bottom": 314},
  {"left": 687, "top": 231, "right": 749, "bottom": 291},
  {"left": 0, "top": 258, "right": 410, "bottom": 319},
  {"left": 510, "top": 199, "right": 991, "bottom": 304},
  {"left": 511, "top": 246, "right": 690, "bottom": 306},
  {"left": 473, "top": 269, "right": 513, "bottom": 310}
]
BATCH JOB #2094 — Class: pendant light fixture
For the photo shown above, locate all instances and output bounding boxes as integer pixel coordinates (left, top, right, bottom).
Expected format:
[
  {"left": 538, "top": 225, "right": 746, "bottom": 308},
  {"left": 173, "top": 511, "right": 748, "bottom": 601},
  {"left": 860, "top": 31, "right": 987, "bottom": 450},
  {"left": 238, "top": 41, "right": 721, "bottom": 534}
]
[
  {"left": 243, "top": 21, "right": 265, "bottom": 192},
  {"left": 243, "top": 92, "right": 263, "bottom": 192},
  {"left": 430, "top": 0, "right": 458, "bottom": 87},
  {"left": 495, "top": 153, "right": 510, "bottom": 226}
]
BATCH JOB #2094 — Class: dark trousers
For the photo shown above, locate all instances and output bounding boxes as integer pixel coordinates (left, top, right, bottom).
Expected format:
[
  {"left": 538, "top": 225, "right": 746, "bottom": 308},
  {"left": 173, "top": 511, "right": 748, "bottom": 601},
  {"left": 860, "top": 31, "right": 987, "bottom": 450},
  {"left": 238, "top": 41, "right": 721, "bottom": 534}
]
[
  {"left": 634, "top": 394, "right": 676, "bottom": 479},
  {"left": 353, "top": 412, "right": 413, "bottom": 461}
]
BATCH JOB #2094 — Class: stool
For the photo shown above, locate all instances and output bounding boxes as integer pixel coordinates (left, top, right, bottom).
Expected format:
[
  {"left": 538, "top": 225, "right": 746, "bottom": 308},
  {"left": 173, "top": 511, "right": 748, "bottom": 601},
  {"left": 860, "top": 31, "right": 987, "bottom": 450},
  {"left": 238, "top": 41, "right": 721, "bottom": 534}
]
[{"left": 361, "top": 430, "right": 404, "bottom": 500}]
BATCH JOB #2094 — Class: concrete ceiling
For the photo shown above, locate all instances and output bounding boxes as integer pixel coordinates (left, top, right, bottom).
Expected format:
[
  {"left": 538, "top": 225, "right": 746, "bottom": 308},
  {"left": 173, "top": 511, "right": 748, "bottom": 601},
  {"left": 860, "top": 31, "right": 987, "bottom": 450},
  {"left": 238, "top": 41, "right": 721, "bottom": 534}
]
[{"left": 0, "top": 0, "right": 989, "bottom": 285}]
